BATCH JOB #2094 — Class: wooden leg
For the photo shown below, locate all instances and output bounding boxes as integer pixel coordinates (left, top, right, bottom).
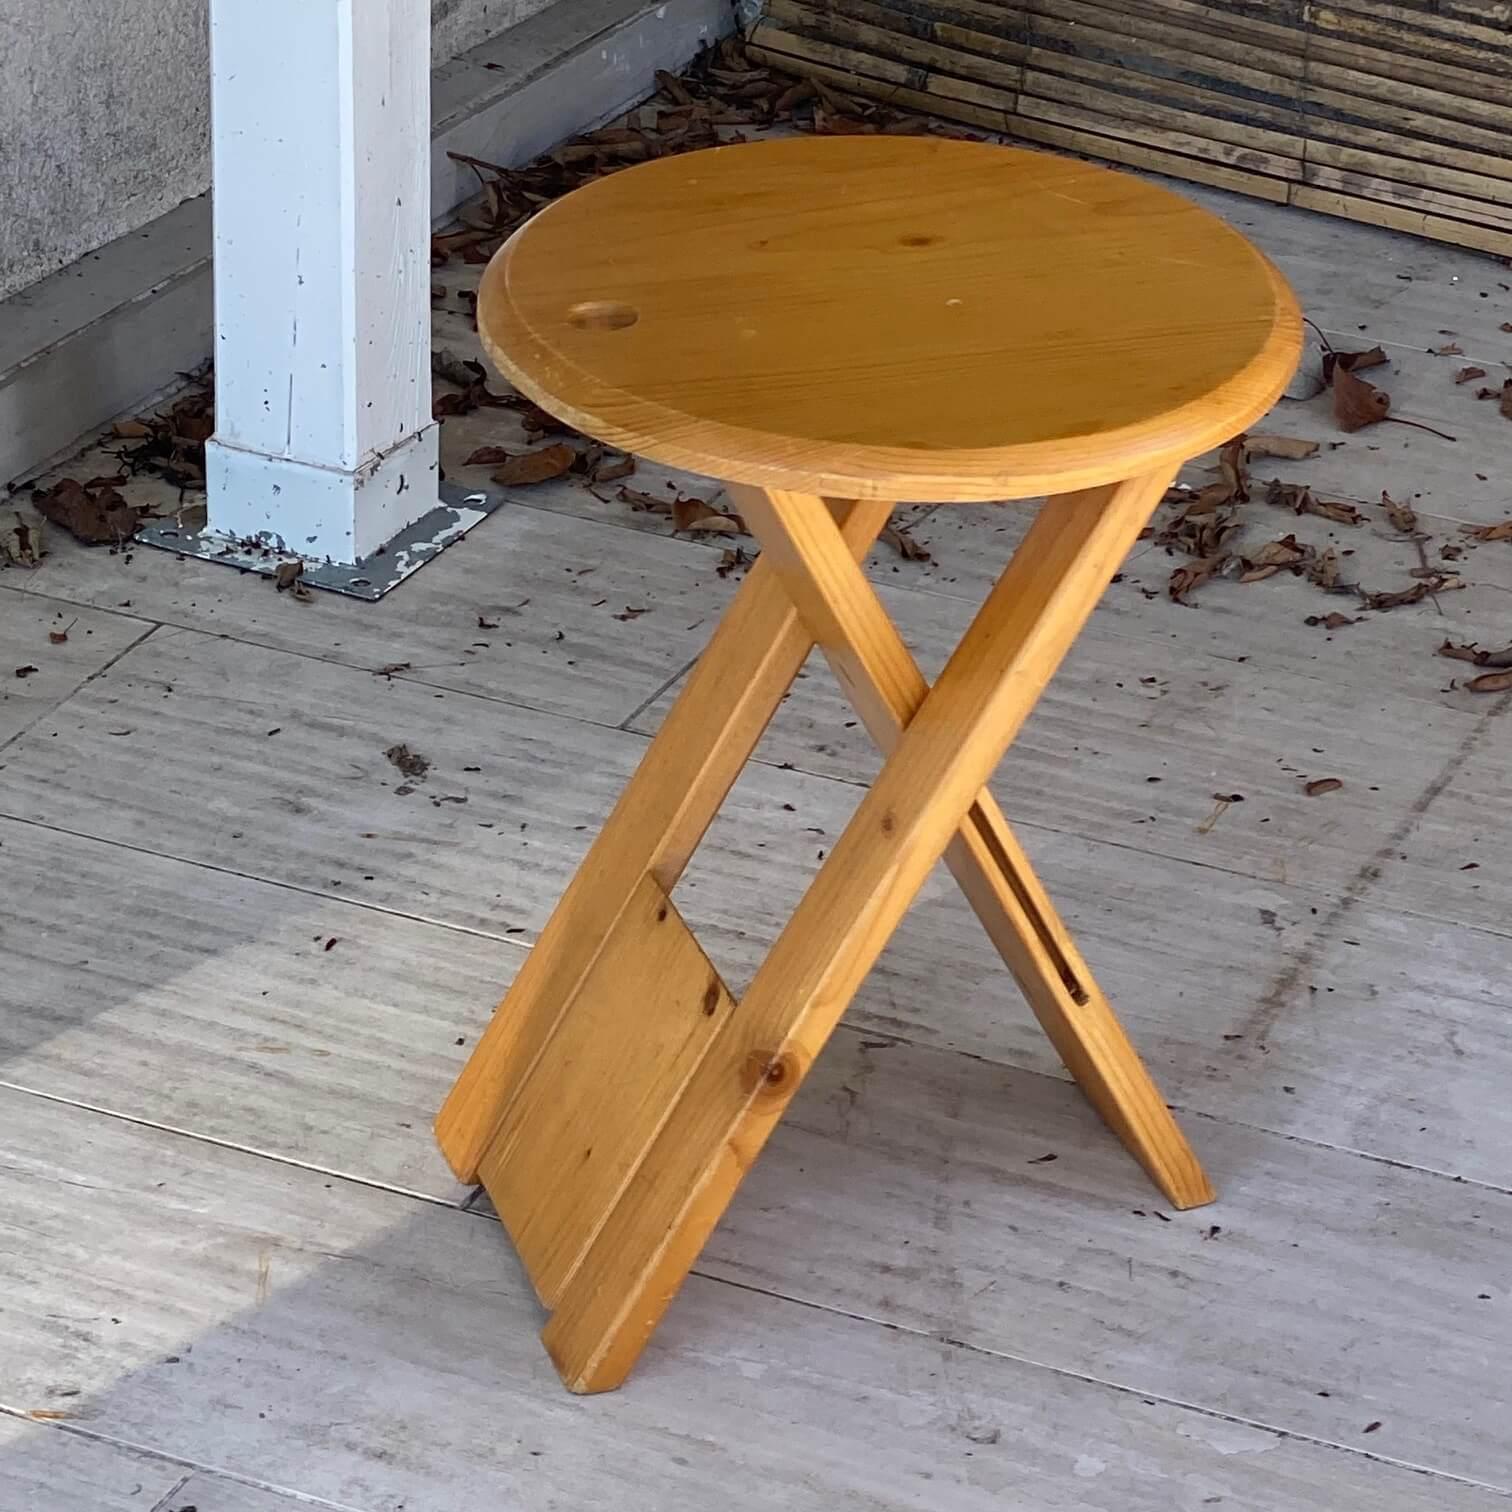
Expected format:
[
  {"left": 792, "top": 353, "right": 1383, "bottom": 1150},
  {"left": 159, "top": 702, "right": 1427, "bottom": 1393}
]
[
  {"left": 434, "top": 498, "right": 894, "bottom": 1184},
  {"left": 542, "top": 472, "right": 1177, "bottom": 1392},
  {"left": 731, "top": 485, "right": 1213, "bottom": 1212}
]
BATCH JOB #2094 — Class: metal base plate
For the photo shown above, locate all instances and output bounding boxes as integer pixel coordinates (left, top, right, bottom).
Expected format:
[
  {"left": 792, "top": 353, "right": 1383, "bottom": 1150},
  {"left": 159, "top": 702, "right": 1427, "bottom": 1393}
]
[{"left": 133, "top": 481, "right": 499, "bottom": 600}]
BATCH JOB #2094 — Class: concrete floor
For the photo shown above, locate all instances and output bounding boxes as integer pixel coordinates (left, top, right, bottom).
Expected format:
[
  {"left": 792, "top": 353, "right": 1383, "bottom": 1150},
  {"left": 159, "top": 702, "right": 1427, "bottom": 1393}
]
[{"left": 4, "top": 167, "right": 1512, "bottom": 1511}]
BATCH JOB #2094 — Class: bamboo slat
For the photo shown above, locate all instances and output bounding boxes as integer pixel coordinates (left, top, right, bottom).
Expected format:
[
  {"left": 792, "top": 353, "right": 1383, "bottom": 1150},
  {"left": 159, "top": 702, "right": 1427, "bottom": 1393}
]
[{"left": 751, "top": 0, "right": 1512, "bottom": 257}]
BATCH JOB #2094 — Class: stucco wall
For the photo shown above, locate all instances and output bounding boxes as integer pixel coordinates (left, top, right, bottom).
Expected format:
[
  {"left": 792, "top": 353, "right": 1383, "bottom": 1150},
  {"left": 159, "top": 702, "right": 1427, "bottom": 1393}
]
[{"left": 0, "top": 0, "right": 560, "bottom": 301}]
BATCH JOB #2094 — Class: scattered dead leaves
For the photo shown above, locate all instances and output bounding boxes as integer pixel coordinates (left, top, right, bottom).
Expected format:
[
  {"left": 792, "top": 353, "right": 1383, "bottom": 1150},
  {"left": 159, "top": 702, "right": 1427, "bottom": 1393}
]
[
  {"left": 1461, "top": 520, "right": 1512, "bottom": 542},
  {"left": 430, "top": 38, "right": 909, "bottom": 277},
  {"left": 108, "top": 383, "right": 215, "bottom": 494}
]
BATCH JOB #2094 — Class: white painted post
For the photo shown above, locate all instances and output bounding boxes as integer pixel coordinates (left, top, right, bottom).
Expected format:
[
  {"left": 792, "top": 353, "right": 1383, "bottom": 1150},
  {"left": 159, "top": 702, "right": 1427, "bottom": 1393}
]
[{"left": 205, "top": 0, "right": 438, "bottom": 564}]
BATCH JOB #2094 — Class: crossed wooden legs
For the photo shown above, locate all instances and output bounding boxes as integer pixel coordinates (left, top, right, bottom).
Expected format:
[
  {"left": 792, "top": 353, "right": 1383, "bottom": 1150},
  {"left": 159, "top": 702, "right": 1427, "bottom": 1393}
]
[{"left": 437, "top": 473, "right": 1212, "bottom": 1393}]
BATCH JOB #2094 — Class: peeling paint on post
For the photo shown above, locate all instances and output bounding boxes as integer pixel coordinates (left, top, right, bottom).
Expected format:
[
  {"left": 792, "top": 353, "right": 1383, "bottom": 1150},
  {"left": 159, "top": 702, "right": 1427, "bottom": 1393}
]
[{"left": 205, "top": 0, "right": 439, "bottom": 564}]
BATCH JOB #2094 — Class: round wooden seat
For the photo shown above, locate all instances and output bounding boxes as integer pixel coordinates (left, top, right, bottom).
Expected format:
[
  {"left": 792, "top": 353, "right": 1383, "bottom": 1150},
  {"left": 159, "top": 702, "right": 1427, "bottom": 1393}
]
[{"left": 478, "top": 135, "right": 1301, "bottom": 502}]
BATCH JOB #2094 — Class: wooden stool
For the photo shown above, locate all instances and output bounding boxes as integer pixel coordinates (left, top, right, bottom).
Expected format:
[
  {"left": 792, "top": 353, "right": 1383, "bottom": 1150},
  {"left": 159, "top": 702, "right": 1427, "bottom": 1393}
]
[{"left": 438, "top": 136, "right": 1301, "bottom": 1392}]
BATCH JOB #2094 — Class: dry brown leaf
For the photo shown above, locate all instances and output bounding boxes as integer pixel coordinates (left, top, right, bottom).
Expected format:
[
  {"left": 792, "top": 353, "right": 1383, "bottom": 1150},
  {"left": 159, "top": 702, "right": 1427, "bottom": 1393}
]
[
  {"left": 1501, "top": 381, "right": 1512, "bottom": 421},
  {"left": 385, "top": 743, "right": 429, "bottom": 779},
  {"left": 520, "top": 404, "right": 579, "bottom": 438},
  {"left": 1438, "top": 641, "right": 1481, "bottom": 664},
  {"left": 1244, "top": 433, "right": 1319, "bottom": 461},
  {"left": 589, "top": 453, "right": 636, "bottom": 484},
  {"left": 1433, "top": 342, "right": 1464, "bottom": 356},
  {"left": 1467, "top": 670, "right": 1512, "bottom": 692},
  {"left": 1305, "top": 611, "right": 1357, "bottom": 629},
  {"left": 464, "top": 446, "right": 513, "bottom": 467},
  {"left": 672, "top": 495, "right": 745, "bottom": 534},
  {"left": 716, "top": 546, "right": 750, "bottom": 577},
  {"left": 1180, "top": 483, "right": 1237, "bottom": 515},
  {"left": 111, "top": 418, "right": 151, "bottom": 439},
  {"left": 881, "top": 523, "right": 931, "bottom": 561},
  {"left": 1359, "top": 582, "right": 1427, "bottom": 611},
  {"left": 1266, "top": 480, "right": 1313, "bottom": 514},
  {"left": 1239, "top": 535, "right": 1307, "bottom": 582},
  {"left": 617, "top": 487, "right": 673, "bottom": 515},
  {"left": 1332, "top": 363, "right": 1391, "bottom": 432},
  {"left": 1381, "top": 491, "right": 1418, "bottom": 533},
  {"left": 1455, "top": 366, "right": 1488, "bottom": 384},
  {"left": 1305, "top": 777, "right": 1344, "bottom": 797},
  {"left": 1312, "top": 497, "right": 1366, "bottom": 525},
  {"left": 656, "top": 67, "right": 696, "bottom": 106},
  {"left": 1265, "top": 480, "right": 1364, "bottom": 527},
  {"left": 0, "top": 506, "right": 44, "bottom": 568},
  {"left": 1307, "top": 548, "right": 1341, "bottom": 589},
  {"left": 613, "top": 605, "right": 649, "bottom": 621},
  {"left": 31, "top": 477, "right": 145, "bottom": 546},
  {"left": 1476, "top": 387, "right": 1499, "bottom": 401},
  {"left": 1358, "top": 576, "right": 1460, "bottom": 611},
  {"left": 432, "top": 349, "right": 485, "bottom": 388},
  {"left": 1461, "top": 520, "right": 1512, "bottom": 541},
  {"left": 773, "top": 79, "right": 818, "bottom": 115},
  {"left": 1217, "top": 437, "right": 1249, "bottom": 502},
  {"left": 1438, "top": 640, "right": 1512, "bottom": 668},
  {"left": 1168, "top": 555, "right": 1231, "bottom": 603},
  {"left": 1322, "top": 345, "right": 1388, "bottom": 383},
  {"left": 491, "top": 443, "right": 576, "bottom": 486},
  {"left": 1502, "top": 322, "right": 1512, "bottom": 333}
]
